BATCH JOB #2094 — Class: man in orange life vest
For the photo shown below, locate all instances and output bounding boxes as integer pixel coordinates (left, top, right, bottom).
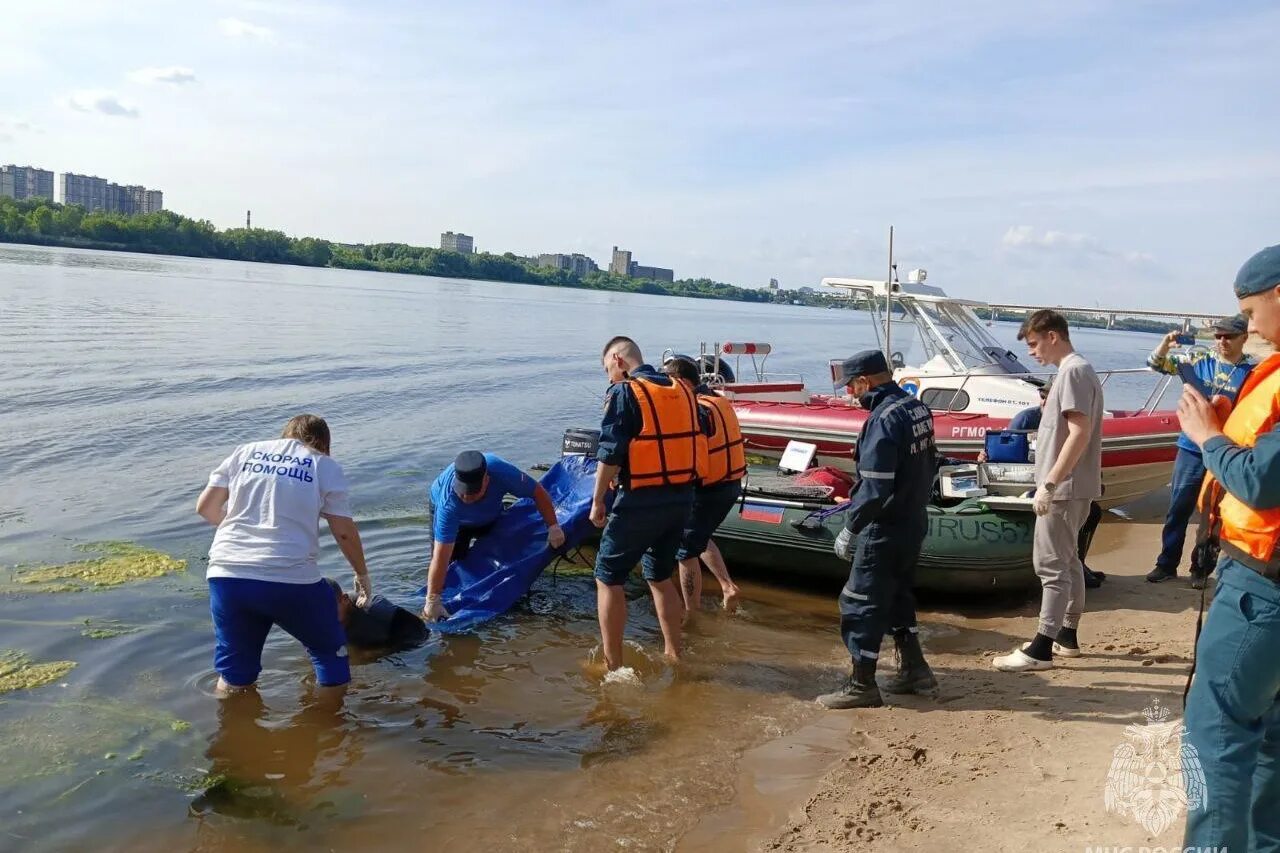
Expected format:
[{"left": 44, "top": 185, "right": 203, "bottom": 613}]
[
  {"left": 664, "top": 356, "right": 746, "bottom": 612},
  {"left": 590, "top": 336, "right": 708, "bottom": 670},
  {"left": 1178, "top": 244, "right": 1280, "bottom": 850}
]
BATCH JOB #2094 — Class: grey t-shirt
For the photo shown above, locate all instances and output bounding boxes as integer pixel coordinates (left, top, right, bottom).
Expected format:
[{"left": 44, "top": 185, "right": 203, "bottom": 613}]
[{"left": 1035, "top": 351, "right": 1104, "bottom": 500}]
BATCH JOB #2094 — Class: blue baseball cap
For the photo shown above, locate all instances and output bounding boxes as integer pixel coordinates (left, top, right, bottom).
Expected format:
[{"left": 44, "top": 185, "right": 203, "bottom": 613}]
[
  {"left": 838, "top": 350, "right": 889, "bottom": 384},
  {"left": 1234, "top": 245, "right": 1280, "bottom": 298}
]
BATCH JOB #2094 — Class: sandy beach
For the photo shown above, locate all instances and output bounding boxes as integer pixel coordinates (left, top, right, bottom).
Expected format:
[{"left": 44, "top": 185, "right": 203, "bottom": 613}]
[
  {"left": 1247, "top": 332, "right": 1275, "bottom": 360},
  {"left": 681, "top": 494, "right": 1207, "bottom": 852}
]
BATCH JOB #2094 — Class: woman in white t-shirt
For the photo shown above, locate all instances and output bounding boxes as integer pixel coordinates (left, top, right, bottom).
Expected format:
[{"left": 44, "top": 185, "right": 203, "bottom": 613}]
[{"left": 197, "top": 414, "right": 372, "bottom": 694}]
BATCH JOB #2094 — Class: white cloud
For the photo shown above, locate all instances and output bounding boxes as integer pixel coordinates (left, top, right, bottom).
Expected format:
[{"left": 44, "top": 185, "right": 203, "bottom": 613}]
[
  {"left": 1001, "top": 226, "right": 1159, "bottom": 279},
  {"left": 1002, "top": 225, "right": 1098, "bottom": 250},
  {"left": 128, "top": 65, "right": 198, "bottom": 86},
  {"left": 218, "top": 17, "right": 273, "bottom": 40},
  {"left": 61, "top": 90, "right": 140, "bottom": 118},
  {"left": 0, "top": 117, "right": 38, "bottom": 134}
]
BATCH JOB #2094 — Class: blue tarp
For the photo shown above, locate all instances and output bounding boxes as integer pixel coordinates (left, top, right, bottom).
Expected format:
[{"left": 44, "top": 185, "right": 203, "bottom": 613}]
[{"left": 418, "top": 454, "right": 604, "bottom": 634}]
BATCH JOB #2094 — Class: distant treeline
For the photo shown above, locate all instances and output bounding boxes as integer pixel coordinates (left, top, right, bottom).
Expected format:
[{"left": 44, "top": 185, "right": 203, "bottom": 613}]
[
  {"left": 0, "top": 197, "right": 778, "bottom": 303},
  {"left": 0, "top": 197, "right": 1194, "bottom": 328}
]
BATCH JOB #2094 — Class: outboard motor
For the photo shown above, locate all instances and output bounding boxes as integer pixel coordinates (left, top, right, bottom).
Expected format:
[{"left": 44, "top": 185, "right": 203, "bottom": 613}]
[{"left": 562, "top": 428, "right": 601, "bottom": 457}]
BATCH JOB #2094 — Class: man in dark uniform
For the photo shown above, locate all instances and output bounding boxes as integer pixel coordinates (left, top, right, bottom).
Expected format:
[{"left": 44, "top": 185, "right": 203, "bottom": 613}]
[{"left": 818, "top": 350, "right": 939, "bottom": 709}]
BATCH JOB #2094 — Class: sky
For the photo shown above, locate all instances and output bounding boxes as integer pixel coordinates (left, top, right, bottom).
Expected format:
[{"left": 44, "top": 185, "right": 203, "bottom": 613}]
[{"left": 3, "top": 0, "right": 1278, "bottom": 310}]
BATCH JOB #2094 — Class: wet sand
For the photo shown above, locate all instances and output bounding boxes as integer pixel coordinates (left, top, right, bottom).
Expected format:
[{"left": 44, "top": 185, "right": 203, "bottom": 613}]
[{"left": 689, "top": 495, "right": 1206, "bottom": 852}]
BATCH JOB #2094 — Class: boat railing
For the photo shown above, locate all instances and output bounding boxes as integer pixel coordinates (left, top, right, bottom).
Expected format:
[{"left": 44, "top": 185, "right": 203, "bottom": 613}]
[
  {"left": 666, "top": 342, "right": 806, "bottom": 388},
  {"left": 883, "top": 367, "right": 1177, "bottom": 416},
  {"left": 707, "top": 371, "right": 807, "bottom": 388}
]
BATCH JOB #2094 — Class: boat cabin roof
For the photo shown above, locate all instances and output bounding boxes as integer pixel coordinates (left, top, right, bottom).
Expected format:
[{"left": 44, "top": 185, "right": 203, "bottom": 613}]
[{"left": 821, "top": 277, "right": 989, "bottom": 308}]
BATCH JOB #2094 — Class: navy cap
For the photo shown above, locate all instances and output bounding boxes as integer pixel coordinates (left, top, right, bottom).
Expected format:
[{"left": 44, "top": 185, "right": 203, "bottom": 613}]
[
  {"left": 838, "top": 350, "right": 889, "bottom": 384},
  {"left": 1212, "top": 314, "right": 1248, "bottom": 336},
  {"left": 1234, "top": 245, "right": 1280, "bottom": 298},
  {"left": 453, "top": 450, "right": 487, "bottom": 497}
]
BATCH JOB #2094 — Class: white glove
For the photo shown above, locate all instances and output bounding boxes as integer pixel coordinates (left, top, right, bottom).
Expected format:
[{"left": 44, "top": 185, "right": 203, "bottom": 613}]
[
  {"left": 547, "top": 523, "right": 565, "bottom": 549},
  {"left": 833, "top": 527, "right": 854, "bottom": 561},
  {"left": 1033, "top": 487, "right": 1054, "bottom": 516},
  {"left": 352, "top": 572, "right": 373, "bottom": 608},
  {"left": 422, "top": 593, "right": 450, "bottom": 623}
]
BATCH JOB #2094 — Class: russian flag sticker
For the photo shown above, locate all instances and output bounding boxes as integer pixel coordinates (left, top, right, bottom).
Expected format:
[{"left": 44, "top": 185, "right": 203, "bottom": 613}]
[{"left": 740, "top": 502, "right": 785, "bottom": 524}]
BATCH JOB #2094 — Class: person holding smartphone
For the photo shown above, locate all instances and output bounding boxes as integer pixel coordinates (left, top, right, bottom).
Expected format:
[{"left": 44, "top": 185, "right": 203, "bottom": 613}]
[{"left": 1146, "top": 315, "right": 1256, "bottom": 586}]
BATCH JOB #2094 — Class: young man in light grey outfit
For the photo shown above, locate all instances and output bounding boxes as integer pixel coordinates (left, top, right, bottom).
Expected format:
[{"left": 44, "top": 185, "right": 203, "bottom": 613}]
[{"left": 994, "top": 309, "right": 1104, "bottom": 671}]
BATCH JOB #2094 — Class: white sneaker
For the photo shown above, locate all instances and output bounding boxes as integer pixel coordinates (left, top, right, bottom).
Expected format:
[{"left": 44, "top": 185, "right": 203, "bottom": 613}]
[
  {"left": 992, "top": 644, "right": 1053, "bottom": 672},
  {"left": 1052, "top": 642, "right": 1082, "bottom": 658}
]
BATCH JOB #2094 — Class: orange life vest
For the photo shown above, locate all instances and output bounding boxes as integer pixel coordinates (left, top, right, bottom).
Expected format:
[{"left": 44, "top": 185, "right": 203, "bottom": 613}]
[
  {"left": 697, "top": 392, "right": 747, "bottom": 486},
  {"left": 1199, "top": 352, "right": 1280, "bottom": 572},
  {"left": 625, "top": 376, "right": 701, "bottom": 489}
]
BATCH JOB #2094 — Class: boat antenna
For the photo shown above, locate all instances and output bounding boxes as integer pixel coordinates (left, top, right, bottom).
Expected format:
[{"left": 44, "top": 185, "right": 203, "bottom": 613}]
[{"left": 885, "top": 225, "right": 894, "bottom": 365}]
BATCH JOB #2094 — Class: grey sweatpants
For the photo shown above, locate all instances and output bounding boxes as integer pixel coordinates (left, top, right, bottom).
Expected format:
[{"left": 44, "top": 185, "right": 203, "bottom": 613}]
[{"left": 1034, "top": 497, "right": 1091, "bottom": 637}]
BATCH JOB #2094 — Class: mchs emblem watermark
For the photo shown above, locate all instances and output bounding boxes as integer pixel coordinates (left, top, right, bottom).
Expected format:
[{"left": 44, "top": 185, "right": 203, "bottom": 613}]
[{"left": 1103, "top": 699, "right": 1207, "bottom": 836}]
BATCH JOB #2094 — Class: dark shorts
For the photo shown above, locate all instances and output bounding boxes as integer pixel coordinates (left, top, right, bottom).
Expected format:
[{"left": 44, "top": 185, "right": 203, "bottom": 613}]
[
  {"left": 209, "top": 577, "right": 350, "bottom": 687},
  {"left": 594, "top": 499, "right": 693, "bottom": 586},
  {"left": 676, "top": 479, "right": 743, "bottom": 560},
  {"left": 428, "top": 499, "right": 498, "bottom": 561}
]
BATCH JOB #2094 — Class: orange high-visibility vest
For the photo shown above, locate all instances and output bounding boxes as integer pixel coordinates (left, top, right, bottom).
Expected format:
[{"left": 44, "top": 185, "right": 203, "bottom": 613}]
[
  {"left": 1200, "top": 352, "right": 1280, "bottom": 572},
  {"left": 625, "top": 376, "right": 701, "bottom": 489},
  {"left": 697, "top": 393, "right": 747, "bottom": 486}
]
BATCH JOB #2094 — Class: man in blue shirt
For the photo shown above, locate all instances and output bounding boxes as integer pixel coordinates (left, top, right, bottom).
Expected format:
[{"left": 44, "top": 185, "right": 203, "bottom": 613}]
[
  {"left": 819, "top": 350, "right": 938, "bottom": 709},
  {"left": 1008, "top": 384, "right": 1049, "bottom": 431},
  {"left": 1146, "top": 314, "right": 1255, "bottom": 586},
  {"left": 422, "top": 450, "right": 565, "bottom": 622}
]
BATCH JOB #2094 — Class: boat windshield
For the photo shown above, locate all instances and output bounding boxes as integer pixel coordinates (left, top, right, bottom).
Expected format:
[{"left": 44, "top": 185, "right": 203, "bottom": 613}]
[{"left": 898, "top": 299, "right": 1021, "bottom": 372}]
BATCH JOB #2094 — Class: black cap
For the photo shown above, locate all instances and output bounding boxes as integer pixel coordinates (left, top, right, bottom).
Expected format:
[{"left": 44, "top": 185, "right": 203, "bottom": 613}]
[
  {"left": 452, "top": 450, "right": 488, "bottom": 497},
  {"left": 838, "top": 349, "right": 889, "bottom": 385},
  {"left": 1212, "top": 314, "right": 1248, "bottom": 336}
]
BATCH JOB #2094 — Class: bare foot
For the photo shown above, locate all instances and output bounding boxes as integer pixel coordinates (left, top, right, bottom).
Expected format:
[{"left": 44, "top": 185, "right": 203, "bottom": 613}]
[
  {"left": 722, "top": 586, "right": 741, "bottom": 613},
  {"left": 215, "top": 677, "right": 255, "bottom": 697},
  {"left": 663, "top": 649, "right": 681, "bottom": 666}
]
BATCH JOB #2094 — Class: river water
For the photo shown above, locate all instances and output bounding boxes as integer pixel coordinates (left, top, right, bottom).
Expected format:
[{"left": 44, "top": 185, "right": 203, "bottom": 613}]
[{"left": 0, "top": 245, "right": 1175, "bottom": 851}]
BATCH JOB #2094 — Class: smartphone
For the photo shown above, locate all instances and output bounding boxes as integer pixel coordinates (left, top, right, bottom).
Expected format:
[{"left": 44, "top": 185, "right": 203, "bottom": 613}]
[
  {"left": 1177, "top": 362, "right": 1211, "bottom": 398},
  {"left": 1174, "top": 333, "right": 1196, "bottom": 346}
]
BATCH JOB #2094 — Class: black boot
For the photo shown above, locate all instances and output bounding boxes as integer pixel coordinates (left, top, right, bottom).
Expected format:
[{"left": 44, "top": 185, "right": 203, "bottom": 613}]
[
  {"left": 880, "top": 631, "right": 938, "bottom": 695},
  {"left": 817, "top": 658, "right": 884, "bottom": 709}
]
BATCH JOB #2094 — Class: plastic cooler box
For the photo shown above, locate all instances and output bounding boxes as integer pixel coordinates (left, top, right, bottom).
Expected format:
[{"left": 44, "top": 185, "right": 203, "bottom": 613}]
[{"left": 984, "top": 430, "right": 1031, "bottom": 464}]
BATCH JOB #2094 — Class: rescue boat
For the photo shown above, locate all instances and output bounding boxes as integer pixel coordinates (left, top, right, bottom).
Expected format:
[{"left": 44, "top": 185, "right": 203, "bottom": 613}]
[
  {"left": 682, "top": 267, "right": 1219, "bottom": 509},
  {"left": 714, "top": 465, "right": 1037, "bottom": 592}
]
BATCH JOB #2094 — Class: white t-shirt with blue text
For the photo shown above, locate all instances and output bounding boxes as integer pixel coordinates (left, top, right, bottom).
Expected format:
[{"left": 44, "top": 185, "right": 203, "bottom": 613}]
[{"left": 205, "top": 438, "right": 353, "bottom": 584}]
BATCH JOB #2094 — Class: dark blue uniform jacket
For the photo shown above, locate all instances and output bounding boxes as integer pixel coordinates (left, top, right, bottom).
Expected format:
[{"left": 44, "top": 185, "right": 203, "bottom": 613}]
[{"left": 844, "top": 382, "right": 937, "bottom": 535}]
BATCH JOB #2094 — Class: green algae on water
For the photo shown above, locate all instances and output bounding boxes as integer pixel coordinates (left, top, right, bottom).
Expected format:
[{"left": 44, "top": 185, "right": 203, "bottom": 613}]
[
  {"left": 81, "top": 618, "right": 142, "bottom": 639},
  {"left": 13, "top": 541, "right": 186, "bottom": 593},
  {"left": 0, "top": 693, "right": 198, "bottom": 788},
  {"left": 0, "top": 650, "right": 76, "bottom": 694}
]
